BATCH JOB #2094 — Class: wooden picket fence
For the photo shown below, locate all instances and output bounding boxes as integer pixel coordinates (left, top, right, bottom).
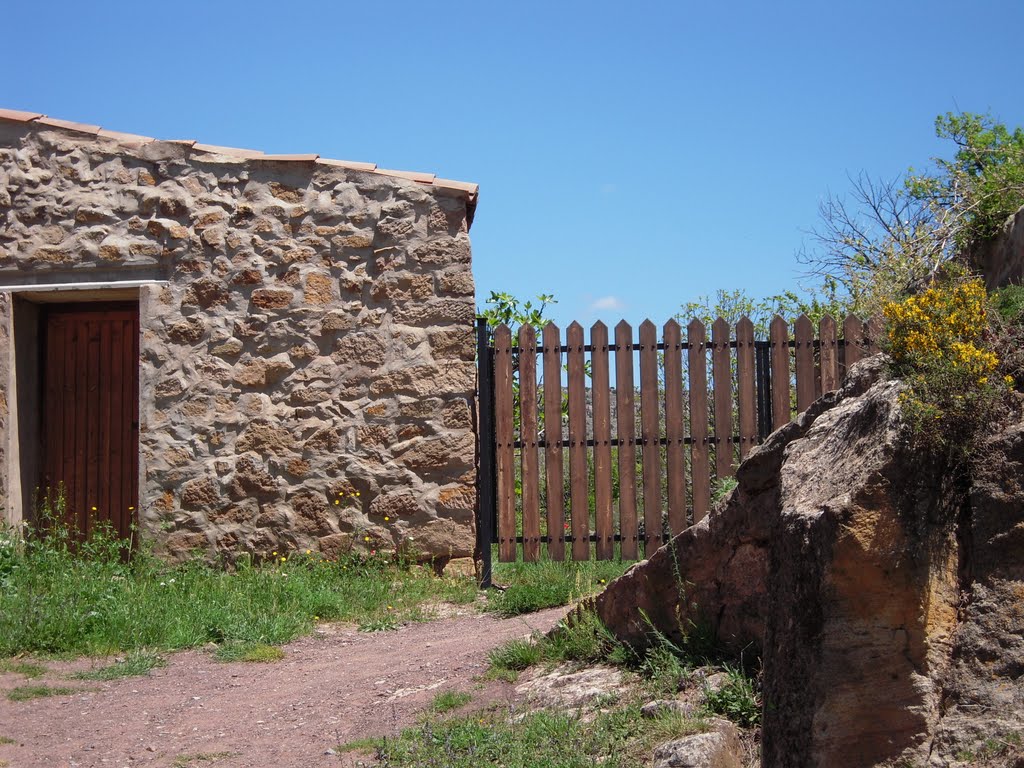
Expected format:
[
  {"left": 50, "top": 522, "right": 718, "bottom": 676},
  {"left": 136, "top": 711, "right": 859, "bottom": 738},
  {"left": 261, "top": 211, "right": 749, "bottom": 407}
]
[{"left": 475, "top": 314, "right": 881, "bottom": 579}]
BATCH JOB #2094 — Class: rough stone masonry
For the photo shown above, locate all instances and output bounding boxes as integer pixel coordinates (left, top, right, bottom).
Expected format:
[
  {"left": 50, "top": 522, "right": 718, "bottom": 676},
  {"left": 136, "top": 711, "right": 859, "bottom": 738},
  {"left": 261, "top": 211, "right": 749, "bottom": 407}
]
[{"left": 0, "top": 110, "right": 479, "bottom": 566}]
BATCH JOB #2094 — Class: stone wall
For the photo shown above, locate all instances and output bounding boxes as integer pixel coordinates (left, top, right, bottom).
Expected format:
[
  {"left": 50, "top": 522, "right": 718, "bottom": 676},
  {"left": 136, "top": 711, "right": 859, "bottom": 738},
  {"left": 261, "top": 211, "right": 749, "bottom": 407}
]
[{"left": 0, "top": 112, "right": 479, "bottom": 566}]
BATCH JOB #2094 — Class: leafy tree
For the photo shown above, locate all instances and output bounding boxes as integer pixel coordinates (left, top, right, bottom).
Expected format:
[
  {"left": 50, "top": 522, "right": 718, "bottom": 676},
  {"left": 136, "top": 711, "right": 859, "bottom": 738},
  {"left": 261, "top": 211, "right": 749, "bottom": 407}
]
[{"left": 802, "top": 112, "right": 1024, "bottom": 316}]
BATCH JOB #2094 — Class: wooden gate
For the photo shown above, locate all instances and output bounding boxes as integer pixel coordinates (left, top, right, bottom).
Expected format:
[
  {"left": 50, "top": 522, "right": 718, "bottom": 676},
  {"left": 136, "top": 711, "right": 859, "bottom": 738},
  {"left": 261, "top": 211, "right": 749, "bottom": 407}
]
[
  {"left": 40, "top": 303, "right": 140, "bottom": 540},
  {"left": 475, "top": 314, "right": 880, "bottom": 583}
]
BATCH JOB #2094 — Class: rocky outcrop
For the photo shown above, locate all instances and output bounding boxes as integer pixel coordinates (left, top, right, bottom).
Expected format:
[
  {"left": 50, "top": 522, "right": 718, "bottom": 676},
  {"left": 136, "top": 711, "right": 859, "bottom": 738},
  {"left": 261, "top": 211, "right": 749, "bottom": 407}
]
[
  {"left": 971, "top": 203, "right": 1024, "bottom": 290},
  {"left": 594, "top": 355, "right": 1024, "bottom": 767}
]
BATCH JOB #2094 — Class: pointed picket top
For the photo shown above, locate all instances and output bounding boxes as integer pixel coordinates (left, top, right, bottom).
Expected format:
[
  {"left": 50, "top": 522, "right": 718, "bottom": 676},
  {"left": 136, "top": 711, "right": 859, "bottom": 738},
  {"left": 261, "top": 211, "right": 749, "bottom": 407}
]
[
  {"left": 686, "top": 316, "right": 706, "bottom": 336},
  {"left": 591, "top": 319, "right": 608, "bottom": 339},
  {"left": 663, "top": 317, "right": 681, "bottom": 335},
  {"left": 770, "top": 315, "right": 788, "bottom": 337},
  {"left": 518, "top": 322, "right": 536, "bottom": 349},
  {"left": 819, "top": 313, "right": 836, "bottom": 333},
  {"left": 794, "top": 313, "right": 813, "bottom": 336},
  {"left": 615, "top": 318, "right": 633, "bottom": 336},
  {"left": 712, "top": 316, "right": 730, "bottom": 341},
  {"left": 542, "top": 321, "right": 561, "bottom": 350},
  {"left": 736, "top": 315, "right": 754, "bottom": 336},
  {"left": 493, "top": 323, "right": 511, "bottom": 343}
]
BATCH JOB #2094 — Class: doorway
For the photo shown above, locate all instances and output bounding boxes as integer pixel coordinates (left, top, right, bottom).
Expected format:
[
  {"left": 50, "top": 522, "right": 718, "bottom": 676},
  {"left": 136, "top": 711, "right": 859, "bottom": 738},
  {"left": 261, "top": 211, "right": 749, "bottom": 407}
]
[{"left": 39, "top": 302, "right": 139, "bottom": 540}]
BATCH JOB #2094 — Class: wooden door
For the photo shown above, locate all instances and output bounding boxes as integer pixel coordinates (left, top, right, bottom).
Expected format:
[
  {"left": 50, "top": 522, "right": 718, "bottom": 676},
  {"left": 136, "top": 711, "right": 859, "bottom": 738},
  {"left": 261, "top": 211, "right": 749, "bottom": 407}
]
[{"left": 40, "top": 303, "right": 139, "bottom": 540}]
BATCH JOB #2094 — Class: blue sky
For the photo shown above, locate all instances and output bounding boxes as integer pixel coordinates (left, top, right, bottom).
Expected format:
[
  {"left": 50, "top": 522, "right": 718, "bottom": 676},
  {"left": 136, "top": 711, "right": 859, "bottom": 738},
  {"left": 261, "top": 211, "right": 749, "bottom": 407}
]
[{"left": 5, "top": 0, "right": 1024, "bottom": 328}]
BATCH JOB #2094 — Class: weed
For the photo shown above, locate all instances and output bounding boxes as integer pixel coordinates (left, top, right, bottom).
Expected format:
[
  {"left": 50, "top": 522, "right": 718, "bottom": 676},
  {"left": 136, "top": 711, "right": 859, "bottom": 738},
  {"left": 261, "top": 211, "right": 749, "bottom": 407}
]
[
  {"left": 72, "top": 649, "right": 166, "bottom": 680},
  {"left": 488, "top": 637, "right": 543, "bottom": 674},
  {"left": 0, "top": 736, "right": 14, "bottom": 745},
  {"left": 0, "top": 659, "right": 48, "bottom": 678},
  {"left": 358, "top": 614, "right": 400, "bottom": 633},
  {"left": 702, "top": 665, "right": 761, "bottom": 728},
  {"left": 171, "top": 753, "right": 236, "bottom": 768},
  {"left": 334, "top": 737, "right": 379, "bottom": 753},
  {"left": 213, "top": 642, "right": 284, "bottom": 663},
  {"left": 7, "top": 684, "right": 77, "bottom": 702},
  {"left": 0, "top": 506, "right": 475, "bottom": 657},
  {"left": 364, "top": 701, "right": 708, "bottom": 767},
  {"left": 430, "top": 690, "right": 472, "bottom": 713},
  {"left": 487, "top": 558, "right": 629, "bottom": 617}
]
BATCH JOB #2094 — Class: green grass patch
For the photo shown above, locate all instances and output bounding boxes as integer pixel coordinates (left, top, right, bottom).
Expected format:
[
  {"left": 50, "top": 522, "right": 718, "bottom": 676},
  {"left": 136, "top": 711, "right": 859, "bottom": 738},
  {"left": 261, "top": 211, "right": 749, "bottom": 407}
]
[
  {"left": 0, "top": 736, "right": 14, "bottom": 745},
  {"left": 359, "top": 702, "right": 707, "bottom": 767},
  {"left": 71, "top": 649, "right": 166, "bottom": 680},
  {"left": 334, "top": 737, "right": 379, "bottom": 754},
  {"left": 487, "top": 557, "right": 630, "bottom": 617},
  {"left": 430, "top": 690, "right": 472, "bottom": 713},
  {"left": 6, "top": 684, "right": 78, "bottom": 702},
  {"left": 171, "top": 753, "right": 236, "bottom": 768},
  {"left": 0, "top": 659, "right": 48, "bottom": 678},
  {"left": 0, "top": 513, "right": 476, "bottom": 657},
  {"left": 213, "top": 642, "right": 284, "bottom": 663}
]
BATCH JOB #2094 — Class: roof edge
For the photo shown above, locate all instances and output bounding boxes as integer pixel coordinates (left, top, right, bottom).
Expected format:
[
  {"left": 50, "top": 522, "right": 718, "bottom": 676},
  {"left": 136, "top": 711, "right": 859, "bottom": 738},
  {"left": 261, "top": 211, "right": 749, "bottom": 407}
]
[{"left": 0, "top": 108, "right": 479, "bottom": 219}]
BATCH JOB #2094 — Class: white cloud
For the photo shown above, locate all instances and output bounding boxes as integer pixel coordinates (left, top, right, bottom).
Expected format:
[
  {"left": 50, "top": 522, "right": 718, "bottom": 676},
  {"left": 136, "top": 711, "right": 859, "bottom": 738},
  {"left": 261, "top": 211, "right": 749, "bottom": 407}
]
[{"left": 590, "top": 295, "right": 625, "bottom": 312}]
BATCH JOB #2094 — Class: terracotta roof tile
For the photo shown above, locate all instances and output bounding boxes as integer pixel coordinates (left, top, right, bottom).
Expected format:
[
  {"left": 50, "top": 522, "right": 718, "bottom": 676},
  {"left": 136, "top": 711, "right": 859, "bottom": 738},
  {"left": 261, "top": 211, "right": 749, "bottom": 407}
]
[
  {"left": 0, "top": 108, "right": 43, "bottom": 122},
  {"left": 35, "top": 117, "right": 102, "bottom": 135},
  {"left": 375, "top": 168, "right": 436, "bottom": 184},
  {"left": 433, "top": 178, "right": 481, "bottom": 196},
  {"left": 260, "top": 153, "right": 320, "bottom": 162},
  {"left": 2, "top": 108, "right": 479, "bottom": 208},
  {"left": 192, "top": 143, "right": 266, "bottom": 159},
  {"left": 97, "top": 128, "right": 155, "bottom": 145},
  {"left": 317, "top": 158, "right": 378, "bottom": 172}
]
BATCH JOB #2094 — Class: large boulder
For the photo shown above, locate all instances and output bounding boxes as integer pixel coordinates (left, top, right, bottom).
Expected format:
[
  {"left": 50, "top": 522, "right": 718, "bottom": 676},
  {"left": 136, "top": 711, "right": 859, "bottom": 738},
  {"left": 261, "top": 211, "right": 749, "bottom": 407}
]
[{"left": 593, "top": 355, "right": 1024, "bottom": 767}]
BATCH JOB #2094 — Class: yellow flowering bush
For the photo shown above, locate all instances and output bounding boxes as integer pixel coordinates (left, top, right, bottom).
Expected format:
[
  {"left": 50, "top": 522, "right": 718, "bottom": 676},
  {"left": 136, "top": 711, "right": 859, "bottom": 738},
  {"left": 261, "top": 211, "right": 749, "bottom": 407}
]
[{"left": 883, "top": 277, "right": 1011, "bottom": 453}]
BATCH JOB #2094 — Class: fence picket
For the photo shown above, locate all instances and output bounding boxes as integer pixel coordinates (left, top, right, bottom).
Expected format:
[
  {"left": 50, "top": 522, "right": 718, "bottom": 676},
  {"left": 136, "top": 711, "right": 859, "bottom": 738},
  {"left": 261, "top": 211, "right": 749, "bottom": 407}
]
[
  {"left": 770, "top": 316, "right": 791, "bottom": 430},
  {"left": 664, "top": 319, "right": 686, "bottom": 536},
  {"left": 639, "top": 320, "right": 662, "bottom": 554},
  {"left": 591, "top": 322, "right": 614, "bottom": 560},
  {"left": 712, "top": 317, "right": 733, "bottom": 480},
  {"left": 493, "top": 324, "right": 516, "bottom": 562},
  {"left": 866, "top": 315, "right": 884, "bottom": 356},
  {"left": 615, "top": 321, "right": 639, "bottom": 560},
  {"left": 842, "top": 314, "right": 862, "bottom": 376},
  {"left": 819, "top": 314, "right": 839, "bottom": 394},
  {"left": 542, "top": 323, "right": 565, "bottom": 560},
  {"left": 688, "top": 319, "right": 710, "bottom": 524},
  {"left": 567, "top": 322, "right": 589, "bottom": 561},
  {"left": 794, "top": 314, "right": 815, "bottom": 413},
  {"left": 518, "top": 324, "right": 540, "bottom": 562},
  {"left": 736, "top": 316, "right": 756, "bottom": 461}
]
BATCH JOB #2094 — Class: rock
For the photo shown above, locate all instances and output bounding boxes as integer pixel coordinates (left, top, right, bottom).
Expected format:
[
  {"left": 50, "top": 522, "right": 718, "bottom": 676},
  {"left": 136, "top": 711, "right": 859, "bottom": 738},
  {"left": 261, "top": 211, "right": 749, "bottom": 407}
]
[
  {"left": 652, "top": 719, "right": 742, "bottom": 768},
  {"left": 404, "top": 518, "right": 474, "bottom": 560},
  {"left": 514, "top": 665, "right": 624, "bottom": 712},
  {"left": 442, "top": 557, "right": 477, "bottom": 579},
  {"left": 971, "top": 203, "right": 1024, "bottom": 290}
]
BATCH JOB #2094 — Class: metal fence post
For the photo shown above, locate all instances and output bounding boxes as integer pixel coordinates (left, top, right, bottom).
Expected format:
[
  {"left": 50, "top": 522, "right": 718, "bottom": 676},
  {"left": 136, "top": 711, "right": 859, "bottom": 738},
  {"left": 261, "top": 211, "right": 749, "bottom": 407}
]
[{"left": 475, "top": 317, "right": 495, "bottom": 589}]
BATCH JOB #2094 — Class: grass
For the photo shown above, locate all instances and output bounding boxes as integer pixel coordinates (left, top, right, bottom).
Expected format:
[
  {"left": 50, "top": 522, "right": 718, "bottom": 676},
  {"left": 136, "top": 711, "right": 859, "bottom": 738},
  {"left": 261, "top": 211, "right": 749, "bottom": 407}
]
[
  {"left": 7, "top": 684, "right": 78, "bottom": 702},
  {"left": 0, "top": 659, "right": 48, "bottom": 678},
  {"left": 348, "top": 701, "right": 708, "bottom": 767},
  {"left": 213, "top": 642, "right": 284, "bottom": 663},
  {"left": 486, "top": 607, "right": 762, "bottom": 727},
  {"left": 171, "top": 753, "right": 236, "bottom": 767},
  {"left": 0, "top": 513, "right": 477, "bottom": 657},
  {"left": 0, "top": 737, "right": 14, "bottom": 745},
  {"left": 71, "top": 649, "right": 166, "bottom": 680},
  {"left": 430, "top": 690, "right": 472, "bottom": 713},
  {"left": 487, "top": 555, "right": 631, "bottom": 617}
]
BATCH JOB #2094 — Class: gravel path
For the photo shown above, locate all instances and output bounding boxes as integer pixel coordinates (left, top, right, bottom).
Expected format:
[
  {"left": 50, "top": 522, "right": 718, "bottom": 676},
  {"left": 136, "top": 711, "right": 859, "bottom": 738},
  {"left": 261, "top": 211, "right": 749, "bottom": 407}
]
[{"left": 0, "top": 606, "right": 568, "bottom": 768}]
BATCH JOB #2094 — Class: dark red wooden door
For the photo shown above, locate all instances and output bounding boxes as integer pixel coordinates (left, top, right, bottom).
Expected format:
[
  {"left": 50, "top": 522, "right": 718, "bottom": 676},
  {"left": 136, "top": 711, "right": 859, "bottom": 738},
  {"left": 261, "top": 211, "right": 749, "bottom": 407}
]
[{"left": 41, "top": 303, "right": 139, "bottom": 540}]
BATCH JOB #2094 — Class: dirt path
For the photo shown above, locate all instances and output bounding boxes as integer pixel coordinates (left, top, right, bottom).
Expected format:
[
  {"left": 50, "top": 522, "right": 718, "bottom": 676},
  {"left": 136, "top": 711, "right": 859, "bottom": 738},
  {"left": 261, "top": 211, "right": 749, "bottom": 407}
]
[{"left": 0, "top": 606, "right": 568, "bottom": 768}]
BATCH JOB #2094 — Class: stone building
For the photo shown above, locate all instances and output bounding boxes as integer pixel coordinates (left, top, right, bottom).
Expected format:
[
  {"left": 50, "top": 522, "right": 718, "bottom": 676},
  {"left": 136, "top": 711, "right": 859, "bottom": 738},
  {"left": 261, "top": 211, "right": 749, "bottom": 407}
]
[{"left": 0, "top": 108, "right": 479, "bottom": 568}]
